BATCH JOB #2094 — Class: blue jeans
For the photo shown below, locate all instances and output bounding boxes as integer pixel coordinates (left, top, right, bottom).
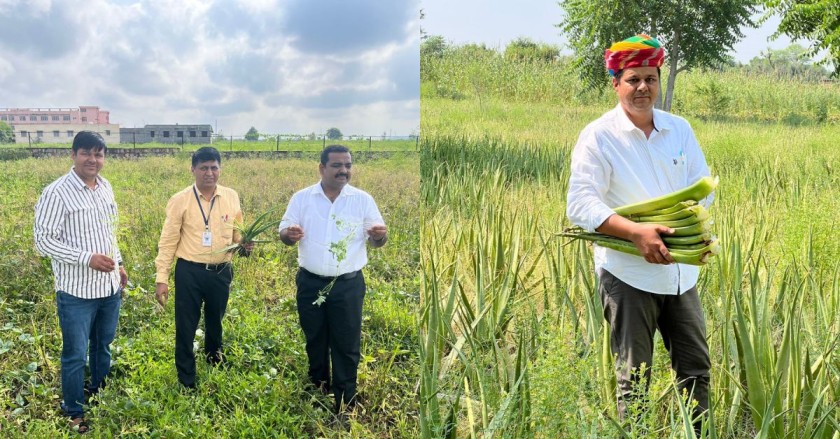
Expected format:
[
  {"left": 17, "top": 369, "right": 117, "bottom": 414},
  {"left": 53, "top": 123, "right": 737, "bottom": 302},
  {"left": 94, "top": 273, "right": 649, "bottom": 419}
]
[{"left": 56, "top": 290, "right": 121, "bottom": 418}]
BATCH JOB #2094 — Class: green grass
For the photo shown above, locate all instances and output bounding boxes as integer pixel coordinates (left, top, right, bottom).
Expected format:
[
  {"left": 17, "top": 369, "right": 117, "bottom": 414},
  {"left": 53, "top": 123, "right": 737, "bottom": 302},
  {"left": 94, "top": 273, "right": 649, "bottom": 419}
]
[
  {"left": 0, "top": 138, "right": 419, "bottom": 152},
  {"left": 0, "top": 156, "right": 419, "bottom": 438},
  {"left": 422, "top": 44, "right": 840, "bottom": 125}
]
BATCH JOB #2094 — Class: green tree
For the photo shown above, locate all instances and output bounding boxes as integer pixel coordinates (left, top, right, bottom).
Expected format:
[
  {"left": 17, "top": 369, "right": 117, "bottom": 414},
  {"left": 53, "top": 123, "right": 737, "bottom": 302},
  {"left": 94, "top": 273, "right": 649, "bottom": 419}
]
[
  {"left": 421, "top": 35, "right": 448, "bottom": 85},
  {"left": 326, "top": 127, "right": 343, "bottom": 140},
  {"left": 504, "top": 37, "right": 560, "bottom": 63},
  {"left": 765, "top": 0, "right": 840, "bottom": 76},
  {"left": 558, "top": 0, "right": 758, "bottom": 111},
  {"left": 745, "top": 44, "right": 829, "bottom": 80},
  {"left": 244, "top": 126, "right": 259, "bottom": 141},
  {"left": 0, "top": 121, "right": 14, "bottom": 143},
  {"left": 421, "top": 35, "right": 448, "bottom": 59}
]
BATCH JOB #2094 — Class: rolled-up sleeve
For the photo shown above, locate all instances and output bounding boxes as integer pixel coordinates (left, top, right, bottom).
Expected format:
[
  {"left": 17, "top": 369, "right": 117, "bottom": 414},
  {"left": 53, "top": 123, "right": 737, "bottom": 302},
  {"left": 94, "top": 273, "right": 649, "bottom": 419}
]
[{"left": 566, "top": 128, "right": 616, "bottom": 232}]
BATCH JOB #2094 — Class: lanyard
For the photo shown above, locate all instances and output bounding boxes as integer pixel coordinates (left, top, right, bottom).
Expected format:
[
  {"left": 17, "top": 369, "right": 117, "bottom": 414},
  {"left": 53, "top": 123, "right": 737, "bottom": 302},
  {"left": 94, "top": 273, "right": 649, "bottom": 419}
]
[{"left": 193, "top": 186, "right": 216, "bottom": 231}]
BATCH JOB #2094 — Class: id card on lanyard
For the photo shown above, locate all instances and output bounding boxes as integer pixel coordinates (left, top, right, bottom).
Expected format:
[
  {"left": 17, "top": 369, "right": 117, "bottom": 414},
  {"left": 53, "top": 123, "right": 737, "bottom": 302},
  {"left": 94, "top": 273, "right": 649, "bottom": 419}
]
[{"left": 193, "top": 186, "right": 216, "bottom": 247}]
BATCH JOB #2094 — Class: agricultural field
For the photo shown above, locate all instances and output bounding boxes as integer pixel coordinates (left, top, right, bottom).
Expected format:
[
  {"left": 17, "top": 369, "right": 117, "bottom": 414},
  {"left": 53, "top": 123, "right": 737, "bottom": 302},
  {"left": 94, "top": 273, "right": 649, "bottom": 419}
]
[
  {"left": 420, "top": 48, "right": 840, "bottom": 437},
  {"left": 0, "top": 138, "right": 418, "bottom": 153},
  {"left": 0, "top": 154, "right": 419, "bottom": 438}
]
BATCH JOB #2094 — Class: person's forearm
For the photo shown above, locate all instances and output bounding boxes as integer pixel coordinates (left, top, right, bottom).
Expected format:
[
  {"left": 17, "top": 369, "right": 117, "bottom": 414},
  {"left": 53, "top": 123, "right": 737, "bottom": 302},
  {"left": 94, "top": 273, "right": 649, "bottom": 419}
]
[
  {"left": 595, "top": 214, "right": 640, "bottom": 241},
  {"left": 34, "top": 234, "right": 92, "bottom": 266},
  {"left": 279, "top": 229, "right": 295, "bottom": 246}
]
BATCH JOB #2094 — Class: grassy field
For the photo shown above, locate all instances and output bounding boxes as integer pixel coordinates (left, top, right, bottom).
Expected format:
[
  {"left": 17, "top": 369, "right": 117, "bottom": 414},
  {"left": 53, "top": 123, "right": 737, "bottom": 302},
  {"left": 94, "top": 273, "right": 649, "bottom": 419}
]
[
  {"left": 0, "top": 154, "right": 419, "bottom": 438},
  {"left": 0, "top": 138, "right": 418, "bottom": 153},
  {"left": 421, "top": 49, "right": 840, "bottom": 437}
]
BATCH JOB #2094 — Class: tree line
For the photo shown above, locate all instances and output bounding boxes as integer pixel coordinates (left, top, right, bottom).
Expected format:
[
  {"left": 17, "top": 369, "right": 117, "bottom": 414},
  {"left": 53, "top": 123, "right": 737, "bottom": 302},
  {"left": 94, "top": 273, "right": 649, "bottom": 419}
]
[{"left": 422, "top": 0, "right": 839, "bottom": 112}]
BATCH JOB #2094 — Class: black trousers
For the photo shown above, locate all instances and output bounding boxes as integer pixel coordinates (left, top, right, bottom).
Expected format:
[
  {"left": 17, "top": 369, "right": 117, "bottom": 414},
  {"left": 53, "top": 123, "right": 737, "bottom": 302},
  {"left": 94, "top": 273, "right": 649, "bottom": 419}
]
[
  {"left": 174, "top": 259, "right": 233, "bottom": 386},
  {"left": 295, "top": 268, "right": 365, "bottom": 411},
  {"left": 599, "top": 269, "right": 710, "bottom": 426}
]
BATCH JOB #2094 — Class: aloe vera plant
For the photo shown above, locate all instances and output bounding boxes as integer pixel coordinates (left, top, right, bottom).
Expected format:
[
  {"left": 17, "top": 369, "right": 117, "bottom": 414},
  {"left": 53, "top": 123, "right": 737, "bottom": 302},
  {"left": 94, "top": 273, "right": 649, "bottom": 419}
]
[
  {"left": 214, "top": 209, "right": 281, "bottom": 254},
  {"left": 561, "top": 176, "right": 720, "bottom": 265},
  {"left": 612, "top": 176, "right": 718, "bottom": 216}
]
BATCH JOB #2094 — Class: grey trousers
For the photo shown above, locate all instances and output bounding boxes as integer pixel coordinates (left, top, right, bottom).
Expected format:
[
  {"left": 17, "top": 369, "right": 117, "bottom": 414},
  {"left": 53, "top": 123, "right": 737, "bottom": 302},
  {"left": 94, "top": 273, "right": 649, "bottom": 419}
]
[{"left": 598, "top": 269, "right": 710, "bottom": 421}]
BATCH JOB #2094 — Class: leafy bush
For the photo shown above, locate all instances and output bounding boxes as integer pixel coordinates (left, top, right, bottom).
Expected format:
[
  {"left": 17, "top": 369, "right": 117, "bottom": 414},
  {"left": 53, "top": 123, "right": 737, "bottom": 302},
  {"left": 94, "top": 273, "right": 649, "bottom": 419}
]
[{"left": 504, "top": 37, "right": 560, "bottom": 63}]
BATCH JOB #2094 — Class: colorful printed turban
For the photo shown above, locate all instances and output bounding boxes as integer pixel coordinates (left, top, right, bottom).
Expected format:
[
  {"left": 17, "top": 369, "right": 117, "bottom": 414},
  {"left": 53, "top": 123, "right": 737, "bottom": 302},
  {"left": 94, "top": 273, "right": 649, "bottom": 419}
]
[{"left": 604, "top": 34, "right": 665, "bottom": 77}]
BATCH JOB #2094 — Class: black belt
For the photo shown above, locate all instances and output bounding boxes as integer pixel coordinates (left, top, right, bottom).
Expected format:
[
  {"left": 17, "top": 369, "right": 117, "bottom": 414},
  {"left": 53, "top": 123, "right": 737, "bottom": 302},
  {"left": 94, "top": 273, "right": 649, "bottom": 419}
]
[
  {"left": 300, "top": 267, "right": 359, "bottom": 281},
  {"left": 178, "top": 258, "right": 230, "bottom": 271}
]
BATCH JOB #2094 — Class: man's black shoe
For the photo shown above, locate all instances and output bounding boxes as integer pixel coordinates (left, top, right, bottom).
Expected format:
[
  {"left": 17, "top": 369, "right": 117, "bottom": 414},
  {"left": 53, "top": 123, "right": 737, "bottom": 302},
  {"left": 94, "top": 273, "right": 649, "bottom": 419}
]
[{"left": 206, "top": 353, "right": 227, "bottom": 368}]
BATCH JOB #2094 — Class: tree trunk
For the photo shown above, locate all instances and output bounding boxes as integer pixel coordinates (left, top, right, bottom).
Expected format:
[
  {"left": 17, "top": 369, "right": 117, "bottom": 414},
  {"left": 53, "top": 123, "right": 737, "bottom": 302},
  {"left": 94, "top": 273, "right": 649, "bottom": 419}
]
[
  {"left": 664, "top": 29, "right": 680, "bottom": 112},
  {"left": 651, "top": 12, "right": 662, "bottom": 109}
]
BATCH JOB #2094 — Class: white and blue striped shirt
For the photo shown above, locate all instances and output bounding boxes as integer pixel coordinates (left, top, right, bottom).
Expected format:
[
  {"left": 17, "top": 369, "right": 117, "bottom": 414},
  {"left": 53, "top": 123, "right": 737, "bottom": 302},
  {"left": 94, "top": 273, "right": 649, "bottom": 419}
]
[{"left": 34, "top": 168, "right": 122, "bottom": 299}]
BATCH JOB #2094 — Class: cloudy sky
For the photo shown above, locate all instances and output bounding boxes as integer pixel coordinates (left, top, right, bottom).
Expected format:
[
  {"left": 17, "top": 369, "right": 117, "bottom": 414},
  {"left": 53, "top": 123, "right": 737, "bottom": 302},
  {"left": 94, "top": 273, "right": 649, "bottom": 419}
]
[{"left": 0, "top": 0, "right": 420, "bottom": 137}]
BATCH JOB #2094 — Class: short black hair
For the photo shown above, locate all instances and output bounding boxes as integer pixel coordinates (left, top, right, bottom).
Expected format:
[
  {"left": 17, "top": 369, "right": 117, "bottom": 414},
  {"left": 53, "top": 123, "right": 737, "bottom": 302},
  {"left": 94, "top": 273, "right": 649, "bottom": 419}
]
[
  {"left": 320, "top": 144, "right": 351, "bottom": 165},
  {"left": 614, "top": 67, "right": 661, "bottom": 82},
  {"left": 72, "top": 131, "right": 107, "bottom": 153},
  {"left": 192, "top": 146, "right": 221, "bottom": 167}
]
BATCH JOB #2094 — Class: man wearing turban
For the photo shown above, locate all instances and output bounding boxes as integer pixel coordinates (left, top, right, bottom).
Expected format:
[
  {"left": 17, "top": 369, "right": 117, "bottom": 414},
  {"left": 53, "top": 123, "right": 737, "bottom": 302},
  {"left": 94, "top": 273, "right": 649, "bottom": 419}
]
[{"left": 566, "top": 34, "right": 712, "bottom": 434}]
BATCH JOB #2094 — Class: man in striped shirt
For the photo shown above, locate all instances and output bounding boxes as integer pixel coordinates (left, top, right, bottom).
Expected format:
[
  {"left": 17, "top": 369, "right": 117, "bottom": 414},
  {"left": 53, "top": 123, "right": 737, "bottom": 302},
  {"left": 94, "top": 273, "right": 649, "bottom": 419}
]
[{"left": 34, "top": 131, "right": 128, "bottom": 434}]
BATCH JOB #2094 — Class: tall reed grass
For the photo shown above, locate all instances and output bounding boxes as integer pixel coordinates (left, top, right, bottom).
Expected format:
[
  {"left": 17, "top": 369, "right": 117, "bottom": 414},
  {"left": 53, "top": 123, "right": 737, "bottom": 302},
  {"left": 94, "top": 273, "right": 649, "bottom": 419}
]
[
  {"left": 422, "top": 44, "right": 840, "bottom": 125},
  {"left": 421, "top": 97, "right": 840, "bottom": 436}
]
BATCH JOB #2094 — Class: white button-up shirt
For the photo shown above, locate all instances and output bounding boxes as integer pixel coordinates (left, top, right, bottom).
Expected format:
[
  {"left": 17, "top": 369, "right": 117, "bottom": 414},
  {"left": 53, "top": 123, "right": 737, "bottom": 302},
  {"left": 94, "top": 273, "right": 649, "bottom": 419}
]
[
  {"left": 34, "top": 168, "right": 123, "bottom": 299},
  {"left": 279, "top": 182, "right": 384, "bottom": 276},
  {"left": 566, "top": 105, "right": 712, "bottom": 295}
]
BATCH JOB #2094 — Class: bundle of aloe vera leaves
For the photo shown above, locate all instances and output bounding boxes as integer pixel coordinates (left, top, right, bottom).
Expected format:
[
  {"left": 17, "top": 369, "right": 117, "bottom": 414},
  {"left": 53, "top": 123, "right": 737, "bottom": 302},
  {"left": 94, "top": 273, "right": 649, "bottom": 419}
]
[{"left": 561, "top": 176, "right": 720, "bottom": 265}]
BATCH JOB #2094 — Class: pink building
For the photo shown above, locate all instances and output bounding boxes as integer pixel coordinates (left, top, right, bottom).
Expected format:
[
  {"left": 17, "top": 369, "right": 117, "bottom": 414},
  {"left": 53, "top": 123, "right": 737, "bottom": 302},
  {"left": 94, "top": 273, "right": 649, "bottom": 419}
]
[{"left": 0, "top": 106, "right": 110, "bottom": 125}]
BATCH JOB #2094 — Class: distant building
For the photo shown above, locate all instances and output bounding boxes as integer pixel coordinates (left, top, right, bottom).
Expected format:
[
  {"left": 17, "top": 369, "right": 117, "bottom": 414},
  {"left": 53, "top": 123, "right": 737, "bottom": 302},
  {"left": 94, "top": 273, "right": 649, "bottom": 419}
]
[
  {"left": 1, "top": 106, "right": 110, "bottom": 125},
  {"left": 2, "top": 106, "right": 118, "bottom": 145},
  {"left": 12, "top": 124, "right": 120, "bottom": 146},
  {"left": 120, "top": 124, "right": 213, "bottom": 145}
]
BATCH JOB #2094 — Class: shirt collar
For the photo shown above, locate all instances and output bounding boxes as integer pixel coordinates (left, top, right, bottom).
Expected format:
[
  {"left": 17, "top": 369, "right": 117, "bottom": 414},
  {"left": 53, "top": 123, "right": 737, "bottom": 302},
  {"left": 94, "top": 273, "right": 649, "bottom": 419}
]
[
  {"left": 193, "top": 184, "right": 220, "bottom": 200},
  {"left": 652, "top": 109, "right": 673, "bottom": 132},
  {"left": 614, "top": 104, "right": 673, "bottom": 134},
  {"left": 314, "top": 181, "right": 354, "bottom": 198},
  {"left": 68, "top": 167, "right": 102, "bottom": 191}
]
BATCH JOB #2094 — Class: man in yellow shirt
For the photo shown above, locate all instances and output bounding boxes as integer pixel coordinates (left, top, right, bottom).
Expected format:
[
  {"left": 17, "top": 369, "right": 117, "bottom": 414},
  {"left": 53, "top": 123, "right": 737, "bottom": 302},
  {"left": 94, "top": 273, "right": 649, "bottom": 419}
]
[{"left": 154, "top": 147, "right": 252, "bottom": 389}]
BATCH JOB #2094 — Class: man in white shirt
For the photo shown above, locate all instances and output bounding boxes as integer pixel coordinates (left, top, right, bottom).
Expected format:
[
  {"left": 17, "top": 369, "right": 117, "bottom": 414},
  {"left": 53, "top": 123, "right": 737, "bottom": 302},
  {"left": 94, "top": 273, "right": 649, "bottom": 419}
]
[
  {"left": 566, "top": 34, "right": 712, "bottom": 430},
  {"left": 34, "top": 131, "right": 128, "bottom": 434},
  {"left": 279, "top": 145, "right": 387, "bottom": 414}
]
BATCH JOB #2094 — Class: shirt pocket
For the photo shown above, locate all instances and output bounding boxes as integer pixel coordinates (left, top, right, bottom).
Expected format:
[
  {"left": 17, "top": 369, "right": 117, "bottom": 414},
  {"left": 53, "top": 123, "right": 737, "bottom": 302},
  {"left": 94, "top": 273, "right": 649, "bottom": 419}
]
[
  {"left": 218, "top": 211, "right": 235, "bottom": 242},
  {"left": 66, "top": 204, "right": 100, "bottom": 237},
  {"left": 653, "top": 147, "right": 688, "bottom": 191}
]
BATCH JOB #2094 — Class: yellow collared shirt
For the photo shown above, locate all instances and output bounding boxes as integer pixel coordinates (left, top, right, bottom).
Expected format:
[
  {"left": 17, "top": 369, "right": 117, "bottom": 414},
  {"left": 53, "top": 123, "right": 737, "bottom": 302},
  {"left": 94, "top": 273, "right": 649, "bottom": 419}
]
[{"left": 155, "top": 184, "right": 243, "bottom": 283}]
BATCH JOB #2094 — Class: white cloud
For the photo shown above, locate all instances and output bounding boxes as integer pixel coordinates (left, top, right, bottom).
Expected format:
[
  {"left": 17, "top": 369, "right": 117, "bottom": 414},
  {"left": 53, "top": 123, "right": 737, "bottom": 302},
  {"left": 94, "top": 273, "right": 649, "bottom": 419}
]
[{"left": 0, "top": 0, "right": 419, "bottom": 136}]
